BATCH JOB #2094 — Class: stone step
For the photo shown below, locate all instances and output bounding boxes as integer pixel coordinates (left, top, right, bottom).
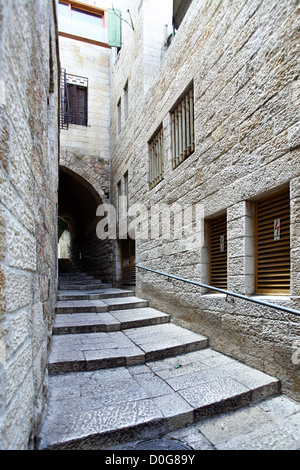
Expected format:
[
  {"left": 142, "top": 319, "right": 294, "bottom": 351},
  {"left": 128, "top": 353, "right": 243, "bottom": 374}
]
[
  {"left": 57, "top": 288, "right": 135, "bottom": 301},
  {"left": 55, "top": 296, "right": 150, "bottom": 314},
  {"left": 59, "top": 273, "right": 100, "bottom": 279},
  {"left": 58, "top": 282, "right": 113, "bottom": 291},
  {"left": 58, "top": 279, "right": 106, "bottom": 286},
  {"left": 48, "top": 323, "right": 208, "bottom": 374},
  {"left": 52, "top": 307, "right": 171, "bottom": 335},
  {"left": 39, "top": 348, "right": 280, "bottom": 450},
  {"left": 59, "top": 273, "right": 95, "bottom": 279}
]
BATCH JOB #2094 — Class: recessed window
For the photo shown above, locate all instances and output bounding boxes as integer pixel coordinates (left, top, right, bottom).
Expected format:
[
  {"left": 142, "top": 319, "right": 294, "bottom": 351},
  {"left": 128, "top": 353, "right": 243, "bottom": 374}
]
[
  {"left": 60, "top": 71, "right": 88, "bottom": 127},
  {"left": 255, "top": 190, "right": 290, "bottom": 294},
  {"left": 117, "top": 98, "right": 122, "bottom": 135},
  {"left": 124, "top": 81, "right": 129, "bottom": 120},
  {"left": 149, "top": 126, "right": 164, "bottom": 189},
  {"left": 171, "top": 85, "right": 194, "bottom": 169},
  {"left": 67, "top": 74, "right": 88, "bottom": 126},
  {"left": 173, "top": 0, "right": 193, "bottom": 30},
  {"left": 209, "top": 214, "right": 227, "bottom": 290}
]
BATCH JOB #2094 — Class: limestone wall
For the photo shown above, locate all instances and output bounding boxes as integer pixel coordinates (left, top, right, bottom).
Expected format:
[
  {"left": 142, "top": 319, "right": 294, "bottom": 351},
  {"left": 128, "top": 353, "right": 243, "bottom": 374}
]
[
  {"left": 58, "top": 30, "right": 112, "bottom": 280},
  {"left": 0, "top": 0, "right": 59, "bottom": 449},
  {"left": 110, "top": 0, "right": 300, "bottom": 399},
  {"left": 59, "top": 32, "right": 111, "bottom": 198}
]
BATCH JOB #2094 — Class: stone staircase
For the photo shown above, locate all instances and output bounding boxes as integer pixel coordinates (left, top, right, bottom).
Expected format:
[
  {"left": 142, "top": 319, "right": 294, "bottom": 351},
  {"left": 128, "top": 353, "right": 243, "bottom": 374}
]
[{"left": 38, "top": 272, "right": 281, "bottom": 450}]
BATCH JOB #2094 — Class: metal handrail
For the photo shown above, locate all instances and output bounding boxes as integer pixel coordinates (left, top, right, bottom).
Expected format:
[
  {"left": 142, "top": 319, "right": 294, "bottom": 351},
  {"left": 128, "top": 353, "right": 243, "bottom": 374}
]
[{"left": 136, "top": 265, "right": 300, "bottom": 317}]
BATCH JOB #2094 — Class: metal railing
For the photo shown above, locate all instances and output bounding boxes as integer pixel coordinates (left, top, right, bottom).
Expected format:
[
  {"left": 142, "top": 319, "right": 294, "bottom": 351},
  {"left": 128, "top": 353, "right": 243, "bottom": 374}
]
[{"left": 136, "top": 265, "right": 300, "bottom": 317}]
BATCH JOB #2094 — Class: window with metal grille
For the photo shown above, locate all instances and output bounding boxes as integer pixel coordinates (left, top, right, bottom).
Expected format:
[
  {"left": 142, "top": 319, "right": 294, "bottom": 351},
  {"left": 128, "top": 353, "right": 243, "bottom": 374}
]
[
  {"left": 67, "top": 74, "right": 88, "bottom": 126},
  {"left": 209, "top": 214, "right": 227, "bottom": 289},
  {"left": 255, "top": 190, "right": 290, "bottom": 294},
  {"left": 149, "top": 125, "right": 164, "bottom": 189},
  {"left": 60, "top": 71, "right": 88, "bottom": 128},
  {"left": 60, "top": 68, "right": 69, "bottom": 129},
  {"left": 171, "top": 85, "right": 194, "bottom": 169}
]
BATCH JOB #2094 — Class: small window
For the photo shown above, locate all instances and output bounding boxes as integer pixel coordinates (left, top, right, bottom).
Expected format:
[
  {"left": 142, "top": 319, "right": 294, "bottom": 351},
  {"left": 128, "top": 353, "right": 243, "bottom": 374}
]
[
  {"left": 117, "top": 180, "right": 121, "bottom": 222},
  {"left": 173, "top": 0, "right": 193, "bottom": 30},
  {"left": 209, "top": 214, "right": 227, "bottom": 289},
  {"left": 67, "top": 84, "right": 88, "bottom": 126},
  {"left": 255, "top": 190, "right": 290, "bottom": 294},
  {"left": 65, "top": 74, "right": 88, "bottom": 126},
  {"left": 149, "top": 126, "right": 164, "bottom": 189},
  {"left": 124, "top": 81, "right": 129, "bottom": 120},
  {"left": 171, "top": 85, "right": 194, "bottom": 169},
  {"left": 117, "top": 98, "right": 122, "bottom": 135}
]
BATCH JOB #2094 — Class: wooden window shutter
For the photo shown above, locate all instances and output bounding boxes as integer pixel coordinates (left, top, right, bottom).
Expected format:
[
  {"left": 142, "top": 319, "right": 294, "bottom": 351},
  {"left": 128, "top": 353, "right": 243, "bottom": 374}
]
[
  {"left": 120, "top": 239, "right": 136, "bottom": 285},
  {"left": 67, "top": 84, "right": 88, "bottom": 126},
  {"left": 67, "top": 84, "right": 77, "bottom": 124},
  {"left": 210, "top": 214, "right": 227, "bottom": 289},
  {"left": 77, "top": 87, "right": 88, "bottom": 126},
  {"left": 255, "top": 190, "right": 290, "bottom": 294}
]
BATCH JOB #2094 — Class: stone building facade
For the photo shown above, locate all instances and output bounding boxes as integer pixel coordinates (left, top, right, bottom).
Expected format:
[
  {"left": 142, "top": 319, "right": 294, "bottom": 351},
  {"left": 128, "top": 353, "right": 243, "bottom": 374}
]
[
  {"left": 109, "top": 0, "right": 300, "bottom": 400},
  {"left": 57, "top": 0, "right": 113, "bottom": 281},
  {"left": 0, "top": 0, "right": 60, "bottom": 448},
  {"left": 0, "top": 0, "right": 299, "bottom": 451}
]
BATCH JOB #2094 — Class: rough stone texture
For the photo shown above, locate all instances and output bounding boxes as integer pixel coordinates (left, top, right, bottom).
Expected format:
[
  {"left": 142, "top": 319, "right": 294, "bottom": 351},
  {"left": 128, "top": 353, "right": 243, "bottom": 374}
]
[
  {"left": 0, "top": 0, "right": 59, "bottom": 449},
  {"left": 110, "top": 0, "right": 300, "bottom": 400},
  {"left": 109, "top": 395, "right": 300, "bottom": 451},
  {"left": 39, "top": 345, "right": 283, "bottom": 449},
  {"left": 58, "top": 17, "right": 113, "bottom": 282}
]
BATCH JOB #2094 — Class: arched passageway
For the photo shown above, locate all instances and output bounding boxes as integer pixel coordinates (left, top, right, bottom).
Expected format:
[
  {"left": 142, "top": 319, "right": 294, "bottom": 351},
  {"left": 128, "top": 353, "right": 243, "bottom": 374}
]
[{"left": 58, "top": 166, "right": 113, "bottom": 282}]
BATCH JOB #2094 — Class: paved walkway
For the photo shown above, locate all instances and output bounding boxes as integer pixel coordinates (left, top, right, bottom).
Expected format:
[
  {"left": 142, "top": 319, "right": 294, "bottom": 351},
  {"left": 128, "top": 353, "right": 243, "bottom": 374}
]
[
  {"left": 38, "top": 273, "right": 300, "bottom": 450},
  {"left": 105, "top": 394, "right": 300, "bottom": 450}
]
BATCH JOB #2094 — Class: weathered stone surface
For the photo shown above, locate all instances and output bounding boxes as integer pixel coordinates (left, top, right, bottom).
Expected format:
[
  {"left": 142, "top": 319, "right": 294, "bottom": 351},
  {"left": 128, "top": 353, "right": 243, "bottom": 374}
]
[
  {"left": 108, "top": 0, "right": 300, "bottom": 401},
  {"left": 0, "top": 0, "right": 59, "bottom": 449}
]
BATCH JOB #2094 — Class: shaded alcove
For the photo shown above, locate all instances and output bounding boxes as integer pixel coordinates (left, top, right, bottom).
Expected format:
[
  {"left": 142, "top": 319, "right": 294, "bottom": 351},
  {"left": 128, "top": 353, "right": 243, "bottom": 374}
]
[{"left": 58, "top": 166, "right": 113, "bottom": 281}]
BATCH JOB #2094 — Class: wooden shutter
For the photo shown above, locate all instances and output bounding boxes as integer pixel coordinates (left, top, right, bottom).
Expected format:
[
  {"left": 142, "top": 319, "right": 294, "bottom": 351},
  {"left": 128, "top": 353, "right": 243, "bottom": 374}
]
[
  {"left": 120, "top": 239, "right": 136, "bottom": 285},
  {"left": 210, "top": 214, "right": 227, "bottom": 289},
  {"left": 77, "top": 86, "right": 88, "bottom": 126},
  {"left": 255, "top": 190, "right": 290, "bottom": 294},
  {"left": 67, "top": 84, "right": 87, "bottom": 126},
  {"left": 108, "top": 8, "right": 122, "bottom": 48}
]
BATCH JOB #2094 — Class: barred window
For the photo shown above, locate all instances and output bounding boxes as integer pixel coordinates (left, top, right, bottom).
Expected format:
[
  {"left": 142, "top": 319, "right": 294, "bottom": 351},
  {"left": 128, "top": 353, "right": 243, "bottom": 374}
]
[
  {"left": 149, "top": 126, "right": 164, "bottom": 190},
  {"left": 171, "top": 86, "right": 194, "bottom": 169},
  {"left": 60, "top": 71, "right": 88, "bottom": 128}
]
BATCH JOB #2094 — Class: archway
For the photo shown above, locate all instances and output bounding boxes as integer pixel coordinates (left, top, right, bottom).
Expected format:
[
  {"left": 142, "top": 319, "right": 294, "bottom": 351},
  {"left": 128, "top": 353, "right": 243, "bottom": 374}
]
[{"left": 58, "top": 166, "right": 113, "bottom": 281}]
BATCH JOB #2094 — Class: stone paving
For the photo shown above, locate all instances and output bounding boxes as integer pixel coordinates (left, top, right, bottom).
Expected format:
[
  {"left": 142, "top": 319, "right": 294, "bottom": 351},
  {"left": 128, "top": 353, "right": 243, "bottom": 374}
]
[
  {"left": 38, "top": 273, "right": 300, "bottom": 450},
  {"left": 107, "top": 395, "right": 300, "bottom": 450}
]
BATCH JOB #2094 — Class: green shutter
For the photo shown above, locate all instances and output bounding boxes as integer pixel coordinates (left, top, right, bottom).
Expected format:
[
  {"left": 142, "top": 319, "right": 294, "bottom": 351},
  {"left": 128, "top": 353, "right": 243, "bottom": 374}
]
[{"left": 108, "top": 9, "right": 122, "bottom": 48}]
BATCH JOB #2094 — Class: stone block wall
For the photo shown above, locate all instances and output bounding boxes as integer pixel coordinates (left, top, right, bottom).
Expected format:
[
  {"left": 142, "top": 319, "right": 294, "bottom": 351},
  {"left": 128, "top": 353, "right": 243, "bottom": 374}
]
[
  {"left": 0, "top": 0, "right": 59, "bottom": 449},
  {"left": 58, "top": 32, "right": 112, "bottom": 280},
  {"left": 110, "top": 0, "right": 300, "bottom": 399}
]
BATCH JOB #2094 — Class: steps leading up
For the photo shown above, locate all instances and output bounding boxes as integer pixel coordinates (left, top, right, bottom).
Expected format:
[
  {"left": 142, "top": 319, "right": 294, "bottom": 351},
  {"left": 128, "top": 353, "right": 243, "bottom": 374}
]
[
  {"left": 48, "top": 323, "right": 209, "bottom": 374},
  {"left": 38, "top": 272, "right": 281, "bottom": 450}
]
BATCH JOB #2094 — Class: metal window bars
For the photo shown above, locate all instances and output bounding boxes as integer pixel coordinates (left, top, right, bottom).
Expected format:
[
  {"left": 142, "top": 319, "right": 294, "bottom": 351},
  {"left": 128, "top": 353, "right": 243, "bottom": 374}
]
[
  {"left": 149, "top": 126, "right": 164, "bottom": 190},
  {"left": 60, "top": 68, "right": 69, "bottom": 130},
  {"left": 171, "top": 87, "right": 194, "bottom": 169}
]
